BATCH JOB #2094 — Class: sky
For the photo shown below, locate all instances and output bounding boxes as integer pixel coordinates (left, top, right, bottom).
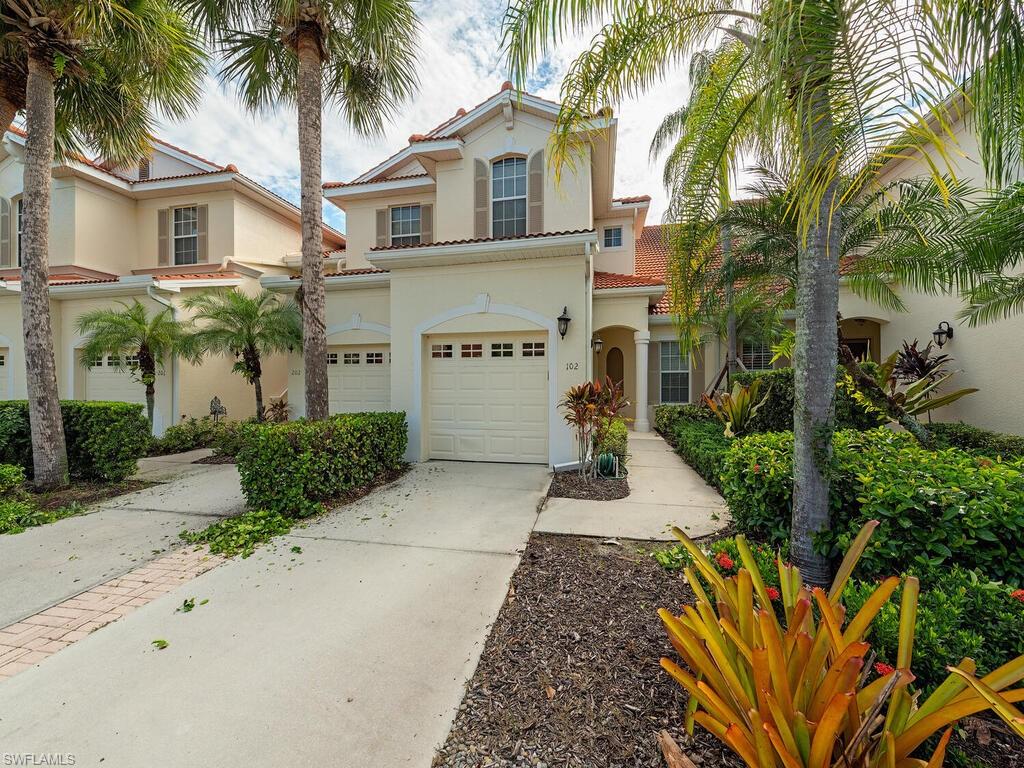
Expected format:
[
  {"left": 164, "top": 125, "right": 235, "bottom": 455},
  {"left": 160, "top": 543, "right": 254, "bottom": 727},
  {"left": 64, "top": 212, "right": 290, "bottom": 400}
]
[{"left": 154, "top": 0, "right": 692, "bottom": 235}]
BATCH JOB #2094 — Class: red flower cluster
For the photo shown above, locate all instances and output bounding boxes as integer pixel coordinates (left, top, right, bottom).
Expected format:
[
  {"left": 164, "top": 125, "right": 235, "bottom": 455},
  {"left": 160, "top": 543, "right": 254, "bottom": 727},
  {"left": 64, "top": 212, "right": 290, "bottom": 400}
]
[
  {"left": 874, "top": 662, "right": 896, "bottom": 677},
  {"left": 1012, "top": 589, "right": 1024, "bottom": 603},
  {"left": 752, "top": 464, "right": 761, "bottom": 474},
  {"left": 714, "top": 552, "right": 735, "bottom": 571},
  {"left": 765, "top": 586, "right": 781, "bottom": 601}
]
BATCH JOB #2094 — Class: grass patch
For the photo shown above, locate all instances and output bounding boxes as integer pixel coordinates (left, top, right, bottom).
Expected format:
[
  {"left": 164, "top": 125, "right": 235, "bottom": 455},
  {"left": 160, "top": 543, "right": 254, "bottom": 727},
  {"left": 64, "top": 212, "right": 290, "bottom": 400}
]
[{"left": 180, "top": 509, "right": 294, "bottom": 558}]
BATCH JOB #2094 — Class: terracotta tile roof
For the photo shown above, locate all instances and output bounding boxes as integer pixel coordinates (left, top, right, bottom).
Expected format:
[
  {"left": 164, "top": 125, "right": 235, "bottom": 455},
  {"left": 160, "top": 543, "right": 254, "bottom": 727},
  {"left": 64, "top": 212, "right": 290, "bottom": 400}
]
[
  {"left": 1, "top": 272, "right": 120, "bottom": 286},
  {"left": 154, "top": 272, "right": 243, "bottom": 281},
  {"left": 137, "top": 169, "right": 227, "bottom": 183},
  {"left": 370, "top": 229, "right": 595, "bottom": 252},
  {"left": 323, "top": 172, "right": 431, "bottom": 190},
  {"left": 289, "top": 268, "right": 390, "bottom": 280},
  {"left": 594, "top": 271, "right": 664, "bottom": 290},
  {"left": 612, "top": 195, "right": 652, "bottom": 205},
  {"left": 636, "top": 224, "right": 675, "bottom": 315}
]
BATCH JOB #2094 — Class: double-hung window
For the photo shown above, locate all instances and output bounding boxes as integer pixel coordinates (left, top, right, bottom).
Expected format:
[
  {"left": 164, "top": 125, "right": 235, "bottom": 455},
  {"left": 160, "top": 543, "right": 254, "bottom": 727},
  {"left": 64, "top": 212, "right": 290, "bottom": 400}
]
[
  {"left": 739, "top": 341, "right": 773, "bottom": 372},
  {"left": 173, "top": 206, "right": 199, "bottom": 265},
  {"left": 390, "top": 205, "right": 421, "bottom": 246},
  {"left": 492, "top": 157, "right": 527, "bottom": 238},
  {"left": 660, "top": 341, "right": 690, "bottom": 403}
]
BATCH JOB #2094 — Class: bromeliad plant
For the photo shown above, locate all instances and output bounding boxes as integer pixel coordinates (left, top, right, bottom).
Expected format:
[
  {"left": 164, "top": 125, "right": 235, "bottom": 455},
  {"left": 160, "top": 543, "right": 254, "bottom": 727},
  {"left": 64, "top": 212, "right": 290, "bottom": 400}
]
[
  {"left": 658, "top": 521, "right": 1024, "bottom": 767},
  {"left": 703, "top": 379, "right": 769, "bottom": 437}
]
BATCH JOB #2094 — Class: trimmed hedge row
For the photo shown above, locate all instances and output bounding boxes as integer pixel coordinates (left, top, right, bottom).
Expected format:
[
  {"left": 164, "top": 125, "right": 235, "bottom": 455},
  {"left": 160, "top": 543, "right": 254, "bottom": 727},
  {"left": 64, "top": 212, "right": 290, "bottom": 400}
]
[
  {"left": 733, "top": 366, "right": 881, "bottom": 433},
  {"left": 236, "top": 412, "right": 408, "bottom": 518},
  {"left": 721, "top": 427, "right": 1024, "bottom": 585},
  {"left": 929, "top": 421, "right": 1024, "bottom": 460},
  {"left": 654, "top": 403, "right": 714, "bottom": 433},
  {"left": 0, "top": 401, "right": 150, "bottom": 482}
]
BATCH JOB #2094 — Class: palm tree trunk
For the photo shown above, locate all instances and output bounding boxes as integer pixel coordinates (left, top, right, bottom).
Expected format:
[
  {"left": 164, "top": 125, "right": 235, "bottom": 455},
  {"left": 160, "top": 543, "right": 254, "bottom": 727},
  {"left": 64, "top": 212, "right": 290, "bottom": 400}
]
[
  {"left": 296, "top": 31, "right": 329, "bottom": 421},
  {"left": 20, "top": 55, "right": 68, "bottom": 489},
  {"left": 253, "top": 375, "right": 264, "bottom": 422},
  {"left": 145, "top": 382, "right": 156, "bottom": 430},
  {"left": 790, "top": 74, "right": 841, "bottom": 588},
  {"left": 723, "top": 222, "right": 737, "bottom": 384}
]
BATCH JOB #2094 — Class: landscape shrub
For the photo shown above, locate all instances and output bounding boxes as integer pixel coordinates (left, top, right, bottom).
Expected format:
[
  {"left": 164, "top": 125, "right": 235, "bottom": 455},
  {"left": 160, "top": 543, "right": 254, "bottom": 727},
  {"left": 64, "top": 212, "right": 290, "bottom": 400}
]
[
  {"left": 0, "top": 400, "right": 150, "bottom": 482},
  {"left": 733, "top": 365, "right": 881, "bottom": 432},
  {"left": 653, "top": 403, "right": 712, "bottom": 434},
  {"left": 149, "top": 417, "right": 224, "bottom": 455},
  {"left": 721, "top": 427, "right": 1024, "bottom": 585},
  {"left": 669, "top": 418, "right": 732, "bottom": 490},
  {"left": 654, "top": 534, "right": 789, "bottom": 591},
  {"left": 236, "top": 412, "right": 408, "bottom": 518},
  {"left": 929, "top": 421, "right": 1024, "bottom": 460},
  {"left": 0, "top": 463, "right": 25, "bottom": 495},
  {"left": 594, "top": 416, "right": 628, "bottom": 464},
  {"left": 844, "top": 568, "right": 1024, "bottom": 694}
]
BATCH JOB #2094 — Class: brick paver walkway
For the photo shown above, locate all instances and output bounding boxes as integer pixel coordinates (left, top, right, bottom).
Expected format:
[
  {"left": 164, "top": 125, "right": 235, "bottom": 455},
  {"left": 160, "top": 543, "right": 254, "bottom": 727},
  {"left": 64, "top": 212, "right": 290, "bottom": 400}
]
[{"left": 0, "top": 546, "right": 222, "bottom": 681}]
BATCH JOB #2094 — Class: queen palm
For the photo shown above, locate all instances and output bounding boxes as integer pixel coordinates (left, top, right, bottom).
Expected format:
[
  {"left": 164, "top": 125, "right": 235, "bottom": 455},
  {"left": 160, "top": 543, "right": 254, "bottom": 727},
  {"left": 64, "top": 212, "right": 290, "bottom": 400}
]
[
  {"left": 2, "top": 1, "right": 205, "bottom": 488},
  {"left": 184, "top": 0, "right": 419, "bottom": 421},
  {"left": 181, "top": 290, "right": 303, "bottom": 421},
  {"left": 504, "top": 0, "right": 1022, "bottom": 585},
  {"left": 75, "top": 301, "right": 186, "bottom": 430}
]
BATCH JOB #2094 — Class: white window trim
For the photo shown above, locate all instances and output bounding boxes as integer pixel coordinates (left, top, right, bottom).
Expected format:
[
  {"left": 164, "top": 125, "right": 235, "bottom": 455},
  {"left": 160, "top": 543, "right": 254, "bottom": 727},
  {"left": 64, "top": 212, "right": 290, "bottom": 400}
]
[
  {"left": 603, "top": 226, "right": 623, "bottom": 249},
  {"left": 172, "top": 205, "right": 199, "bottom": 266},
  {"left": 390, "top": 204, "right": 421, "bottom": 247},
  {"left": 740, "top": 340, "right": 773, "bottom": 372},
  {"left": 659, "top": 341, "right": 690, "bottom": 404},
  {"left": 15, "top": 197, "right": 23, "bottom": 267},
  {"left": 491, "top": 157, "right": 527, "bottom": 238}
]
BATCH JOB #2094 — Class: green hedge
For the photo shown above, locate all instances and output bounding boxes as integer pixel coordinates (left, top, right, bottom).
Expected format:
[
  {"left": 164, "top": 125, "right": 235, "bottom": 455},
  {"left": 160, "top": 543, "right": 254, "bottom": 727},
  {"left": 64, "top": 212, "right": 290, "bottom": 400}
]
[
  {"left": 0, "top": 401, "right": 150, "bottom": 482},
  {"left": 236, "top": 412, "right": 408, "bottom": 518},
  {"left": 654, "top": 403, "right": 713, "bottom": 434},
  {"left": 721, "top": 427, "right": 1024, "bottom": 585},
  {"left": 149, "top": 417, "right": 247, "bottom": 458},
  {"left": 929, "top": 422, "right": 1024, "bottom": 460},
  {"left": 732, "top": 366, "right": 881, "bottom": 433}
]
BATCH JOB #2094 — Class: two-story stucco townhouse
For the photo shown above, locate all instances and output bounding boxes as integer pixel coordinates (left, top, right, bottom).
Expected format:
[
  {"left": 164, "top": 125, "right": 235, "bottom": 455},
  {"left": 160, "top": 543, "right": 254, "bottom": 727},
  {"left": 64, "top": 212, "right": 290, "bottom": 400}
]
[
  {"left": 833, "top": 111, "right": 1024, "bottom": 435},
  {"left": 263, "top": 82, "right": 709, "bottom": 468},
  {"left": 0, "top": 125, "right": 345, "bottom": 434}
]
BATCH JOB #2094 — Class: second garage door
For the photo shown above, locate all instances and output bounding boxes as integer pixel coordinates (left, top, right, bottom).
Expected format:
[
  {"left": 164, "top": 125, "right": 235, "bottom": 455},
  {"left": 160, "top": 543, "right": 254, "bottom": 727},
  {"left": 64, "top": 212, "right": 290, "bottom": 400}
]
[
  {"left": 85, "top": 355, "right": 146, "bottom": 405},
  {"left": 427, "top": 333, "right": 548, "bottom": 464},
  {"left": 327, "top": 345, "right": 391, "bottom": 414}
]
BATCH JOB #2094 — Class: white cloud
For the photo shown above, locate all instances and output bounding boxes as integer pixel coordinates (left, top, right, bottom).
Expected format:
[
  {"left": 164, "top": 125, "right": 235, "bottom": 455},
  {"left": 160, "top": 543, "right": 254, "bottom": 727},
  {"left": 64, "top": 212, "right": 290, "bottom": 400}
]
[{"left": 155, "top": 2, "right": 691, "bottom": 232}]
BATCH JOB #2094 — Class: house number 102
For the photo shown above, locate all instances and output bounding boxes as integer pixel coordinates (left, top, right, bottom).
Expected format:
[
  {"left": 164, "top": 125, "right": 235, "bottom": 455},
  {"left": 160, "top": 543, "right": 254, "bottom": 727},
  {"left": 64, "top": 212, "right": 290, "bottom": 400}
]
[{"left": 565, "top": 362, "right": 580, "bottom": 370}]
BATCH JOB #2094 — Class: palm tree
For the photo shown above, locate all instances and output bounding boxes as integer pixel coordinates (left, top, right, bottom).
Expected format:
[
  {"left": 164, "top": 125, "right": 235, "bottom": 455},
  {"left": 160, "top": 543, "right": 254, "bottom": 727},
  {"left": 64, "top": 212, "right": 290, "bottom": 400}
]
[
  {"left": 75, "top": 301, "right": 186, "bottom": 429},
  {"left": 184, "top": 0, "right": 419, "bottom": 421},
  {"left": 181, "top": 290, "right": 303, "bottom": 421},
  {"left": 2, "top": 1, "right": 205, "bottom": 488},
  {"left": 503, "top": 0, "right": 1021, "bottom": 585}
]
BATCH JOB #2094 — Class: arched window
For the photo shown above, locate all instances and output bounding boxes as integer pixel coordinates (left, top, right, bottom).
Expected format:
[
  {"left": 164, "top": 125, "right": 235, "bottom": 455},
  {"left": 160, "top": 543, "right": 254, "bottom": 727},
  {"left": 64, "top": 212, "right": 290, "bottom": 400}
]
[{"left": 491, "top": 157, "right": 526, "bottom": 237}]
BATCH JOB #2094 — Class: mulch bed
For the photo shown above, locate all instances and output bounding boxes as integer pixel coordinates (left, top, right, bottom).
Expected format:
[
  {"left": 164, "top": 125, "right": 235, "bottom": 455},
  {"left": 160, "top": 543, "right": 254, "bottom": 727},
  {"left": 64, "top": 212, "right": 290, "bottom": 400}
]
[
  {"left": 29, "top": 479, "right": 152, "bottom": 511},
  {"left": 432, "top": 533, "right": 744, "bottom": 768},
  {"left": 547, "top": 471, "right": 629, "bottom": 501},
  {"left": 193, "top": 453, "right": 236, "bottom": 465},
  {"left": 950, "top": 716, "right": 1024, "bottom": 767}
]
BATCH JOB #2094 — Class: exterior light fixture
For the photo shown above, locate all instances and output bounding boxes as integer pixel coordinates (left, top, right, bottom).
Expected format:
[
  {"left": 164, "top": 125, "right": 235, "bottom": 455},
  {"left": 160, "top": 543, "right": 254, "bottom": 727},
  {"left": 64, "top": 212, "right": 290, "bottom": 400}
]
[
  {"left": 932, "top": 320, "right": 954, "bottom": 348},
  {"left": 557, "top": 307, "right": 571, "bottom": 339},
  {"left": 591, "top": 335, "right": 604, "bottom": 354}
]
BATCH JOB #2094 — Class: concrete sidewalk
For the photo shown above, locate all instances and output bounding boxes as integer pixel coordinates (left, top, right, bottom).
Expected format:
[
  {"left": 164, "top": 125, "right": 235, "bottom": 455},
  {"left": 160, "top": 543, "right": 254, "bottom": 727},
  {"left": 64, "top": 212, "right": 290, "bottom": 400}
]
[
  {"left": 0, "top": 462, "right": 243, "bottom": 627},
  {"left": 0, "top": 462, "right": 548, "bottom": 768},
  {"left": 536, "top": 431, "right": 729, "bottom": 540}
]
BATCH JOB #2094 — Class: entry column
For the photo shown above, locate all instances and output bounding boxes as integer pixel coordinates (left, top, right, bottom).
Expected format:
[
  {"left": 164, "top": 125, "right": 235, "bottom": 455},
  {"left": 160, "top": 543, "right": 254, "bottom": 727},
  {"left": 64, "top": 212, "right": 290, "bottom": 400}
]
[{"left": 633, "top": 330, "right": 650, "bottom": 432}]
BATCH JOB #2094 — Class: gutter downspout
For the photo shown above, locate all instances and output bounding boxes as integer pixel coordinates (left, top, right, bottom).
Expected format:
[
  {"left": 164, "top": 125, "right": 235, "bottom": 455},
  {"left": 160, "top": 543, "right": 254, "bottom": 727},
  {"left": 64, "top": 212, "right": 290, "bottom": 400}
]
[
  {"left": 584, "top": 241, "right": 593, "bottom": 381},
  {"left": 147, "top": 283, "right": 179, "bottom": 430}
]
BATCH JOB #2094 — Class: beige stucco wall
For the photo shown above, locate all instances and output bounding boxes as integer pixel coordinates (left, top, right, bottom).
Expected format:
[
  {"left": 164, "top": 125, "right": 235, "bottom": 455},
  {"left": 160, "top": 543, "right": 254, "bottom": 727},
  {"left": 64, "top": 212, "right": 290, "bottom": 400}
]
[
  {"left": 343, "top": 191, "right": 437, "bottom": 270},
  {"left": 232, "top": 195, "right": 304, "bottom": 268},
  {"left": 592, "top": 214, "right": 636, "bottom": 275},
  {"left": 135, "top": 190, "right": 235, "bottom": 271},
  {"left": 70, "top": 180, "right": 139, "bottom": 274}
]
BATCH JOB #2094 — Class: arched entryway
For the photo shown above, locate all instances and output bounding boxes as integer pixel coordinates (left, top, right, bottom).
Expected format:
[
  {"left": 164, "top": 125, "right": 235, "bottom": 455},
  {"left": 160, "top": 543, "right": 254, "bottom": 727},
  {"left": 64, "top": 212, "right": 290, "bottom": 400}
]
[
  {"left": 606, "top": 346, "right": 624, "bottom": 387},
  {"left": 840, "top": 318, "right": 884, "bottom": 363}
]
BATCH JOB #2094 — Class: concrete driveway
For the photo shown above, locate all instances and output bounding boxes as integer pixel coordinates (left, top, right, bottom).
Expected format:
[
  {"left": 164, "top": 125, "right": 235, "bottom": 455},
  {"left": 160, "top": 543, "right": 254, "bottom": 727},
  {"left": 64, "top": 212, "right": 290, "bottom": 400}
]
[
  {"left": 0, "top": 461, "right": 548, "bottom": 768},
  {"left": 0, "top": 463, "right": 244, "bottom": 628}
]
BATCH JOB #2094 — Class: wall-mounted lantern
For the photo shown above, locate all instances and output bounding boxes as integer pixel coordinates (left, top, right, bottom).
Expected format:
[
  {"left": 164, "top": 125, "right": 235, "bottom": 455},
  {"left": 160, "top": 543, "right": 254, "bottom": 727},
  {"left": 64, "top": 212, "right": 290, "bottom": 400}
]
[
  {"left": 932, "top": 320, "right": 954, "bottom": 348},
  {"left": 557, "top": 307, "right": 571, "bottom": 339},
  {"left": 591, "top": 335, "right": 604, "bottom": 354}
]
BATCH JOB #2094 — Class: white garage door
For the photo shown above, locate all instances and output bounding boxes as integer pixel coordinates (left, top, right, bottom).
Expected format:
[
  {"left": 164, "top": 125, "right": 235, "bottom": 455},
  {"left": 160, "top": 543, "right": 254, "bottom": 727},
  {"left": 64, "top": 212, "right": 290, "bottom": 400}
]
[
  {"left": 0, "top": 349, "right": 8, "bottom": 400},
  {"left": 85, "top": 355, "right": 145, "bottom": 405},
  {"left": 427, "top": 333, "right": 548, "bottom": 464},
  {"left": 327, "top": 345, "right": 391, "bottom": 414}
]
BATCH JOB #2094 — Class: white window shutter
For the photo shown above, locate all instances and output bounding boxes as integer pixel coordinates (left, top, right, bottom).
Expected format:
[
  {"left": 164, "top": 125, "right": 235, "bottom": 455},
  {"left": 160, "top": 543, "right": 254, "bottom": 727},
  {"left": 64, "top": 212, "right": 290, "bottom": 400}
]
[
  {"left": 197, "top": 204, "right": 209, "bottom": 262},
  {"left": 376, "top": 209, "right": 388, "bottom": 247},
  {"left": 473, "top": 159, "right": 489, "bottom": 238},
  {"left": 420, "top": 204, "right": 433, "bottom": 244},
  {"left": 157, "top": 208, "right": 170, "bottom": 266},
  {"left": 0, "top": 198, "right": 10, "bottom": 268},
  {"left": 528, "top": 150, "right": 544, "bottom": 234}
]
